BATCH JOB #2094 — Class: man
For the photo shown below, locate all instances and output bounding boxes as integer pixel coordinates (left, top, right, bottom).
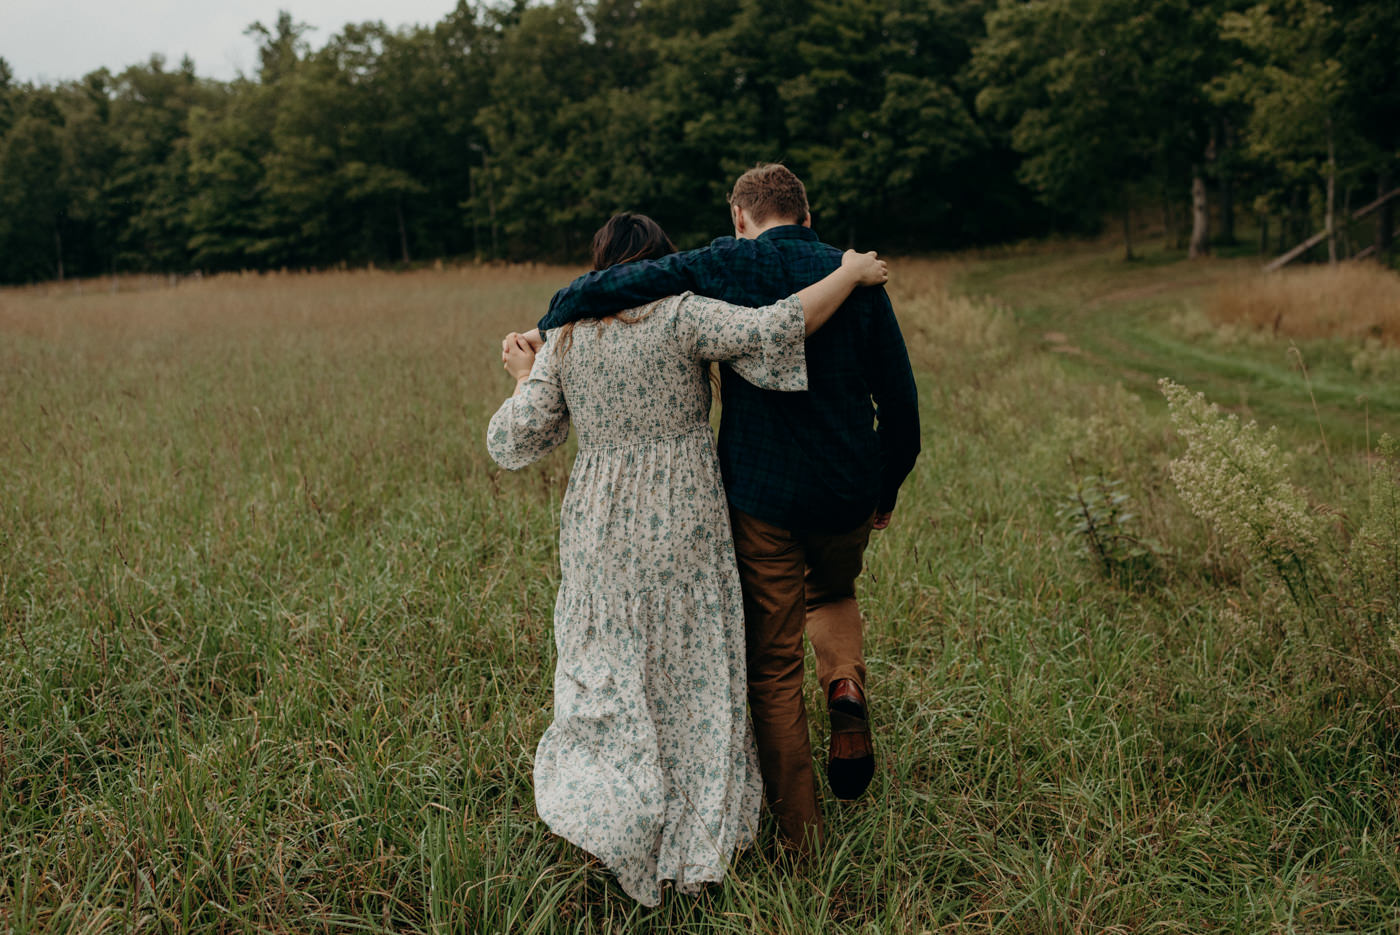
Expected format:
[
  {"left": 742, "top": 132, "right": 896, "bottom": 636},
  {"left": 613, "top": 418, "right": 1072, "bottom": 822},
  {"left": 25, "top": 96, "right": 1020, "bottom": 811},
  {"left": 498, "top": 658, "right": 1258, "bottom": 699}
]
[{"left": 533, "top": 164, "right": 920, "bottom": 851}]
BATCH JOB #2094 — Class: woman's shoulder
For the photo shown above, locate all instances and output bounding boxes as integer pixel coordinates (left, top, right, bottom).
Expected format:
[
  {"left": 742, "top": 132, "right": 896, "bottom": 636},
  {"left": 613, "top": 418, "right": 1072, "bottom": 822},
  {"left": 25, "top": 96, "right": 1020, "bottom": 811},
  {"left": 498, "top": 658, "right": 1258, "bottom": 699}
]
[
  {"left": 619, "top": 294, "right": 688, "bottom": 331},
  {"left": 559, "top": 296, "right": 686, "bottom": 356}
]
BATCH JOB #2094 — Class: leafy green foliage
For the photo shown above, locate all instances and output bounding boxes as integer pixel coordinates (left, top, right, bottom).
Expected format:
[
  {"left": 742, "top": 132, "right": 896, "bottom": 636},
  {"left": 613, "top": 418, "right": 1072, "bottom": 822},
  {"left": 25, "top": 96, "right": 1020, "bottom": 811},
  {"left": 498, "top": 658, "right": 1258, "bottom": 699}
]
[
  {"left": 1060, "top": 474, "right": 1158, "bottom": 579},
  {"left": 0, "top": 0, "right": 1396, "bottom": 283},
  {"left": 1210, "top": 0, "right": 1351, "bottom": 182}
]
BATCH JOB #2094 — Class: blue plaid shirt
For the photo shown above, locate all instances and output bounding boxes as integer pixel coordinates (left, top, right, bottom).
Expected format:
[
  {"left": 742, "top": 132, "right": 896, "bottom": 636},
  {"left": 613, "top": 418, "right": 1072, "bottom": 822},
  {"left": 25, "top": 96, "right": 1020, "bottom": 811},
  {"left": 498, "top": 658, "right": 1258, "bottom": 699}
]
[{"left": 538, "top": 225, "right": 921, "bottom": 534}]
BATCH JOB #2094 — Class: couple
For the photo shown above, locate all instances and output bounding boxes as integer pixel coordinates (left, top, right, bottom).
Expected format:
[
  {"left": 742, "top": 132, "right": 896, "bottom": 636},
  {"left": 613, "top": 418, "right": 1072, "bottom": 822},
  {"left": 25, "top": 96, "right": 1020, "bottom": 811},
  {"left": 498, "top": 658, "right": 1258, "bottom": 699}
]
[{"left": 486, "top": 164, "right": 920, "bottom": 905}]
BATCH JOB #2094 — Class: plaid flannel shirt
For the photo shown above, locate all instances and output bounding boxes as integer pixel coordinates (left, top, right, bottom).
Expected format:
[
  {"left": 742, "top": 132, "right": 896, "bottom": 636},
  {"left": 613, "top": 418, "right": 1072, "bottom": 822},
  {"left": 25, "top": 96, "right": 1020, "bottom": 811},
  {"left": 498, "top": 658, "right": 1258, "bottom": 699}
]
[{"left": 537, "top": 225, "right": 921, "bottom": 534}]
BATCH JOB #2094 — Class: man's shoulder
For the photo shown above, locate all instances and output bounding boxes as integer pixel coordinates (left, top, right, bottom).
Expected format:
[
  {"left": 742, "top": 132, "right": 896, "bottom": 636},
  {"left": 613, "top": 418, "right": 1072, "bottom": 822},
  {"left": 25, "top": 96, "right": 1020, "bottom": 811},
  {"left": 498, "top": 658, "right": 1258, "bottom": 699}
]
[
  {"left": 665, "top": 236, "right": 750, "bottom": 273},
  {"left": 702, "top": 235, "right": 752, "bottom": 258},
  {"left": 779, "top": 232, "right": 843, "bottom": 266}
]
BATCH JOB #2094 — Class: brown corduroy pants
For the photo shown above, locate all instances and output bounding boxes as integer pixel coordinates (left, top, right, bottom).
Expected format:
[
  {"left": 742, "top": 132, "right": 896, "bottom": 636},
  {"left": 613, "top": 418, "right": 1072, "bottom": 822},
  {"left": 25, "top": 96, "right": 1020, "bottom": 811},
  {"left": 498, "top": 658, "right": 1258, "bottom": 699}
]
[{"left": 728, "top": 507, "right": 874, "bottom": 851}]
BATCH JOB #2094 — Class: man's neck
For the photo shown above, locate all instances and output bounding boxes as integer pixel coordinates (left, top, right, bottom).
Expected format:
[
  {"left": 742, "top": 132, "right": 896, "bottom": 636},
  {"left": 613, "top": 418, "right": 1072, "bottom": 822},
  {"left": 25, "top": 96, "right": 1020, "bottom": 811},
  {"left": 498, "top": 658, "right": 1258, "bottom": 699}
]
[{"left": 736, "top": 217, "right": 806, "bottom": 240}]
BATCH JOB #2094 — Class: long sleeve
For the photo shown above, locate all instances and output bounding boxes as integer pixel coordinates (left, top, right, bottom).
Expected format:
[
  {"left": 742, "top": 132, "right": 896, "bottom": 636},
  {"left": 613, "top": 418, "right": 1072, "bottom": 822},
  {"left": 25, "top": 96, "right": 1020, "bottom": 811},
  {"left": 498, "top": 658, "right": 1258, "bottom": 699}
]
[
  {"left": 538, "top": 244, "right": 727, "bottom": 334},
  {"left": 486, "top": 336, "right": 570, "bottom": 470},
  {"left": 673, "top": 292, "right": 807, "bottom": 392},
  {"left": 865, "top": 291, "right": 921, "bottom": 513}
]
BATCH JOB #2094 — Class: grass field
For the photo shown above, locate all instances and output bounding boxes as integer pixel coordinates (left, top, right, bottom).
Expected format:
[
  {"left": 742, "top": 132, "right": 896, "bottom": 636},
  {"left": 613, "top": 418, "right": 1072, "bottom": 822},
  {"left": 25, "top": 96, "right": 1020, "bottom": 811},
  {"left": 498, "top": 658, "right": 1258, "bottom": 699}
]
[{"left": 2, "top": 248, "right": 1399, "bottom": 933}]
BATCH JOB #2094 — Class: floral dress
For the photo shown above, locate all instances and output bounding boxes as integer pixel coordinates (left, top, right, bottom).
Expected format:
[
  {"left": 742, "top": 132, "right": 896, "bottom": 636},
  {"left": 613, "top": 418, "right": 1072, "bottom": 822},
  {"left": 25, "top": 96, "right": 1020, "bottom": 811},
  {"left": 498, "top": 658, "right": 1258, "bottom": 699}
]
[{"left": 487, "top": 291, "right": 807, "bottom": 905}]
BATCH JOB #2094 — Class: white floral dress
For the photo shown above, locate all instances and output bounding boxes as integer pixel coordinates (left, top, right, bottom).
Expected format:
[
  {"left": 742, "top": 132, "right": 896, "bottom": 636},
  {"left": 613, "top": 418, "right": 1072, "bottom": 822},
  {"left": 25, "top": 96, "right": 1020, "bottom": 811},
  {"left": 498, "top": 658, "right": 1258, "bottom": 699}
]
[{"left": 487, "top": 291, "right": 807, "bottom": 905}]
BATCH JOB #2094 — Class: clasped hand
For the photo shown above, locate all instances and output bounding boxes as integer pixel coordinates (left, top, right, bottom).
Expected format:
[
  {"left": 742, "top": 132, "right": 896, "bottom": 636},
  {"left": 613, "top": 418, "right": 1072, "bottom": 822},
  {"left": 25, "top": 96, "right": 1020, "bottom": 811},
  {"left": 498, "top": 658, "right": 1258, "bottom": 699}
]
[{"left": 501, "top": 328, "right": 544, "bottom": 382}]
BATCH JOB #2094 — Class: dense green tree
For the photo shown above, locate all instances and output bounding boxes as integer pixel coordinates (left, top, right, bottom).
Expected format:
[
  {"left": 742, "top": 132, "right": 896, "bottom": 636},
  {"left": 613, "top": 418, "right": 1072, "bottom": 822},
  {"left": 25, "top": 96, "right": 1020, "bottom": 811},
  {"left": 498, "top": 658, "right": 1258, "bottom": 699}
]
[
  {"left": 101, "top": 56, "right": 220, "bottom": 270},
  {"left": 259, "top": 23, "right": 433, "bottom": 265},
  {"left": 1212, "top": 0, "right": 1352, "bottom": 262},
  {"left": 56, "top": 71, "right": 122, "bottom": 274},
  {"left": 781, "top": 0, "right": 985, "bottom": 245},
  {"left": 0, "top": 57, "right": 16, "bottom": 138},
  {"left": 429, "top": 2, "right": 505, "bottom": 258},
  {"left": 972, "top": 0, "right": 1208, "bottom": 258},
  {"left": 185, "top": 81, "right": 276, "bottom": 268},
  {"left": 1334, "top": 0, "right": 1400, "bottom": 257},
  {"left": 1, "top": 0, "right": 1395, "bottom": 283},
  {"left": 246, "top": 11, "right": 314, "bottom": 85},
  {"left": 1, "top": 108, "right": 66, "bottom": 280},
  {"left": 473, "top": 2, "right": 605, "bottom": 256}
]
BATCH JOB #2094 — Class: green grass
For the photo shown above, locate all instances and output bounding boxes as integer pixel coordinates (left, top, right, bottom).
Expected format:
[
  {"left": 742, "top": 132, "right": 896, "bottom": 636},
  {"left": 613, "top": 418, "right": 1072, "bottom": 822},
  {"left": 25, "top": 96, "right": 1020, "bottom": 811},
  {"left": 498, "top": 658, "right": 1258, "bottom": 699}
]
[{"left": 2, "top": 255, "right": 1399, "bottom": 932}]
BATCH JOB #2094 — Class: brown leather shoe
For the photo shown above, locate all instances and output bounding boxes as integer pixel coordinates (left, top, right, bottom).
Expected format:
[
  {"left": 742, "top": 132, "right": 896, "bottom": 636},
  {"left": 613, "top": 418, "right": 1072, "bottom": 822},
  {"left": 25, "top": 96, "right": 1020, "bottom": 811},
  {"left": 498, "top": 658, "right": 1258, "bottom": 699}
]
[{"left": 827, "top": 678, "right": 874, "bottom": 800}]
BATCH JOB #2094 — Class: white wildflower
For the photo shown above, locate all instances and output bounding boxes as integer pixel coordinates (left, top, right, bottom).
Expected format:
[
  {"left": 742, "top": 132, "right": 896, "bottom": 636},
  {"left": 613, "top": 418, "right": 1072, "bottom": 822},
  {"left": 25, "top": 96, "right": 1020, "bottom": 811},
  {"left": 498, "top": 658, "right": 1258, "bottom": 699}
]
[{"left": 1159, "top": 379, "right": 1322, "bottom": 579}]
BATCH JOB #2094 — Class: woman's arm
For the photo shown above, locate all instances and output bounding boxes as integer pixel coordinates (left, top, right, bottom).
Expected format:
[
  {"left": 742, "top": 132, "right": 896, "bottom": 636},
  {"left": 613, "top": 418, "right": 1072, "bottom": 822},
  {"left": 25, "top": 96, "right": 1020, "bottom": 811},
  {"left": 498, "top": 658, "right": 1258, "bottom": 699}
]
[
  {"left": 486, "top": 334, "right": 570, "bottom": 470},
  {"left": 794, "top": 250, "right": 888, "bottom": 336},
  {"left": 672, "top": 250, "right": 890, "bottom": 391}
]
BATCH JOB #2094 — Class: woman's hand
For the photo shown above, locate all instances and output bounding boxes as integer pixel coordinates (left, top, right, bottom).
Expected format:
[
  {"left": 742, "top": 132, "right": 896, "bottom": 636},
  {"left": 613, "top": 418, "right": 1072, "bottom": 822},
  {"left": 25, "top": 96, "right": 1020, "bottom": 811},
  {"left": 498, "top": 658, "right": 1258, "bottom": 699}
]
[
  {"left": 841, "top": 249, "right": 888, "bottom": 286},
  {"left": 501, "top": 332, "right": 537, "bottom": 383},
  {"left": 501, "top": 329, "right": 543, "bottom": 360},
  {"left": 795, "top": 250, "right": 892, "bottom": 336}
]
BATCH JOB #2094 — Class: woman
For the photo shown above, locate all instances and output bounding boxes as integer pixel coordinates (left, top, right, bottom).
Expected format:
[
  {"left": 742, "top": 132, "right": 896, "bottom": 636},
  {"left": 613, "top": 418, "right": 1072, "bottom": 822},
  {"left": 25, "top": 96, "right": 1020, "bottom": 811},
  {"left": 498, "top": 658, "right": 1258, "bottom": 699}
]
[{"left": 486, "top": 213, "right": 887, "bottom": 905}]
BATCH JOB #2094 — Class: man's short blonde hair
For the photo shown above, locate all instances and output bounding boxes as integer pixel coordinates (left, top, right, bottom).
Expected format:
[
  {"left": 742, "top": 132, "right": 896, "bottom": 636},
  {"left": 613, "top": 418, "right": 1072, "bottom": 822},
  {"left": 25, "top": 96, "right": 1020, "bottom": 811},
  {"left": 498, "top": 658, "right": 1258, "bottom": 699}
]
[{"left": 727, "top": 163, "right": 809, "bottom": 226}]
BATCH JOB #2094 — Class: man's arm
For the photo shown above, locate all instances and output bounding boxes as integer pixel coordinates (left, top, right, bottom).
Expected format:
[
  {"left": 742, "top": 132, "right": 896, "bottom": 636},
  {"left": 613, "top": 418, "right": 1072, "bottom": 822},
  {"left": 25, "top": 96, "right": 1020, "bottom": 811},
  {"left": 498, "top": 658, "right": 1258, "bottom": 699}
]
[
  {"left": 866, "top": 289, "right": 921, "bottom": 525},
  {"left": 537, "top": 240, "right": 733, "bottom": 334}
]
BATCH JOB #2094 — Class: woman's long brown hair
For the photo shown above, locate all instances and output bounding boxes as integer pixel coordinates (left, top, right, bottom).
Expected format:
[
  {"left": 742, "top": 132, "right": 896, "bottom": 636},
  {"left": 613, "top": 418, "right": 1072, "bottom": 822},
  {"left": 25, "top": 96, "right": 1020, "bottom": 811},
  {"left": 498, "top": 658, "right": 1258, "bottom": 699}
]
[{"left": 556, "top": 213, "right": 677, "bottom": 356}]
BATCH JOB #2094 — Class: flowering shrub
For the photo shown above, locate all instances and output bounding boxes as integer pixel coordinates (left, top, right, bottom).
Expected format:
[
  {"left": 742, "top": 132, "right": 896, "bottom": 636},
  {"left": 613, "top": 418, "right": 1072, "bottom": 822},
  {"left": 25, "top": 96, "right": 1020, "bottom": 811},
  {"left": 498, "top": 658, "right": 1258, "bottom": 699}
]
[
  {"left": 1159, "top": 379, "right": 1324, "bottom": 611},
  {"left": 1160, "top": 380, "right": 1400, "bottom": 705}
]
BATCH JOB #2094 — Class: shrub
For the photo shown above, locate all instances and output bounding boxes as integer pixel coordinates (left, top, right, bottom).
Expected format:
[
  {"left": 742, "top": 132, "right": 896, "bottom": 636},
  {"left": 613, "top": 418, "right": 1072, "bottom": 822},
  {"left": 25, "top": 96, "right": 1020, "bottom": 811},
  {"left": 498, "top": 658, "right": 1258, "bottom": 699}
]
[
  {"left": 1060, "top": 472, "right": 1158, "bottom": 582},
  {"left": 1159, "top": 379, "right": 1324, "bottom": 612}
]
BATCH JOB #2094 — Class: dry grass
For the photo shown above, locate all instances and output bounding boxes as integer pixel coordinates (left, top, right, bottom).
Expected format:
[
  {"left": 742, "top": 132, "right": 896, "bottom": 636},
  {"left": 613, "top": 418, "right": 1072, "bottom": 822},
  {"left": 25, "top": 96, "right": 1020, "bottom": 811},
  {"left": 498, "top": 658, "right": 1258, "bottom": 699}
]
[
  {"left": 0, "top": 264, "right": 581, "bottom": 342},
  {"left": 4, "top": 258, "right": 1400, "bottom": 931},
  {"left": 1206, "top": 261, "right": 1400, "bottom": 343},
  {"left": 884, "top": 257, "right": 1017, "bottom": 370}
]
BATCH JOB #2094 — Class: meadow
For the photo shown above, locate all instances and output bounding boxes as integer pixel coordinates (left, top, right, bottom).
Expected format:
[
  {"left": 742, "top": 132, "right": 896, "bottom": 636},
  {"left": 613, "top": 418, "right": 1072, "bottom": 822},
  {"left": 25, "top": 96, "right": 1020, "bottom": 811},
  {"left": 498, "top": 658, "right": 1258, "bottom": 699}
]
[{"left": 2, "top": 248, "right": 1399, "bottom": 933}]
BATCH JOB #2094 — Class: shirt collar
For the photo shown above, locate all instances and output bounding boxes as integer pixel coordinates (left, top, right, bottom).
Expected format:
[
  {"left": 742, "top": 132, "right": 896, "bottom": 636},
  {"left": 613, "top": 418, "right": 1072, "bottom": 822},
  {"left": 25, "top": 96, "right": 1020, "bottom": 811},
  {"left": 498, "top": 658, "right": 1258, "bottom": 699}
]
[{"left": 756, "top": 224, "right": 818, "bottom": 242}]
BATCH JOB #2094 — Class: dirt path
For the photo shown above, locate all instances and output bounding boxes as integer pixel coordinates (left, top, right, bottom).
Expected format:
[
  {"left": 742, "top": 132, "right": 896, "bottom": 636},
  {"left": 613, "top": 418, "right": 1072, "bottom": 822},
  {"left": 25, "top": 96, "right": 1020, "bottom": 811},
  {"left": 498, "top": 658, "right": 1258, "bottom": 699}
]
[{"left": 955, "top": 246, "right": 1400, "bottom": 447}]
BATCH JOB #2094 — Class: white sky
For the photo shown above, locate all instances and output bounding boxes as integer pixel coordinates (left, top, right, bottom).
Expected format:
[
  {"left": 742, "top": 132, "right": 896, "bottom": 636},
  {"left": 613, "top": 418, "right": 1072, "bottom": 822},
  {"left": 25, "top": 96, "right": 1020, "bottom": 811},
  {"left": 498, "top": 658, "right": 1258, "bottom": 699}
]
[{"left": 1, "top": 1, "right": 464, "bottom": 84}]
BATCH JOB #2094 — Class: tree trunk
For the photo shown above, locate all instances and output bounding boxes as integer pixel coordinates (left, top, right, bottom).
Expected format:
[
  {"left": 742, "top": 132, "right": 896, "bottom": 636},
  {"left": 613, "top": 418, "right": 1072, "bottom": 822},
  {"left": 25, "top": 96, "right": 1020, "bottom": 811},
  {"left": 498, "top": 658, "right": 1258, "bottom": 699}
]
[
  {"left": 1122, "top": 193, "right": 1135, "bottom": 261},
  {"left": 1341, "top": 185, "right": 1353, "bottom": 258},
  {"left": 1190, "top": 130, "right": 1215, "bottom": 258},
  {"left": 1189, "top": 171, "right": 1210, "bottom": 258},
  {"left": 1162, "top": 191, "right": 1176, "bottom": 251},
  {"left": 1219, "top": 118, "right": 1236, "bottom": 244},
  {"left": 1258, "top": 213, "right": 1269, "bottom": 256},
  {"left": 1289, "top": 186, "right": 1304, "bottom": 248},
  {"left": 1378, "top": 170, "right": 1395, "bottom": 258},
  {"left": 396, "top": 195, "right": 410, "bottom": 264},
  {"left": 55, "top": 227, "right": 64, "bottom": 282},
  {"left": 469, "top": 167, "right": 480, "bottom": 258},
  {"left": 1220, "top": 170, "right": 1235, "bottom": 245},
  {"left": 487, "top": 166, "right": 499, "bottom": 259},
  {"left": 1325, "top": 120, "right": 1337, "bottom": 264}
]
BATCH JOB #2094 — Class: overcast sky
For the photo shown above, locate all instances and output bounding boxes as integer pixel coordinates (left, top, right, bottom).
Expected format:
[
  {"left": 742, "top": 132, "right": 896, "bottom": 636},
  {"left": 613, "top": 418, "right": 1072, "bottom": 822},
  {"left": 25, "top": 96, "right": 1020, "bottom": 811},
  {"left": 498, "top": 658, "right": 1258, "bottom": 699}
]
[{"left": 1, "top": 1, "right": 463, "bottom": 84}]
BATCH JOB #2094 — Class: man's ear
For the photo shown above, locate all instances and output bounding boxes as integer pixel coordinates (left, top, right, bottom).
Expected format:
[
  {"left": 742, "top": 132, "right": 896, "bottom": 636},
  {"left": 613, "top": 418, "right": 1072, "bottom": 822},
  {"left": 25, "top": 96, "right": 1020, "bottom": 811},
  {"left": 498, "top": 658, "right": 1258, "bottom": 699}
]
[
  {"left": 801, "top": 214, "right": 811, "bottom": 228},
  {"left": 732, "top": 203, "right": 747, "bottom": 235}
]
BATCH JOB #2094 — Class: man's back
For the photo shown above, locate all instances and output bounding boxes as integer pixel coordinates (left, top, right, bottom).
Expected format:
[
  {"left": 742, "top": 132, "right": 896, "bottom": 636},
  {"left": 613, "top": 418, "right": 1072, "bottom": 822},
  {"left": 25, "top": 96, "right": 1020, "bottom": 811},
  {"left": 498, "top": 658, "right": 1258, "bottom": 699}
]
[{"left": 539, "top": 224, "right": 920, "bottom": 534}]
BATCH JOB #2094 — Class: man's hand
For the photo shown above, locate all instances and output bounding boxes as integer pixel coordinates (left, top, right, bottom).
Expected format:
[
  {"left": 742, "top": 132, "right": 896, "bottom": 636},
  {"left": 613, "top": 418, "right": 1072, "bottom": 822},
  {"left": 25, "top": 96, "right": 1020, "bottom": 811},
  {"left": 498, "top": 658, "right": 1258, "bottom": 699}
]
[{"left": 872, "top": 511, "right": 893, "bottom": 531}]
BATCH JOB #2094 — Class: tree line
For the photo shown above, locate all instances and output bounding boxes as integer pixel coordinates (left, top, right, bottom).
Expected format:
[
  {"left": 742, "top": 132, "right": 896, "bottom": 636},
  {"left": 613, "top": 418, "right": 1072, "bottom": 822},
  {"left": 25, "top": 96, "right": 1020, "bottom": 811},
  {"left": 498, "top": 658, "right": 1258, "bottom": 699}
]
[{"left": 0, "top": 0, "right": 1395, "bottom": 284}]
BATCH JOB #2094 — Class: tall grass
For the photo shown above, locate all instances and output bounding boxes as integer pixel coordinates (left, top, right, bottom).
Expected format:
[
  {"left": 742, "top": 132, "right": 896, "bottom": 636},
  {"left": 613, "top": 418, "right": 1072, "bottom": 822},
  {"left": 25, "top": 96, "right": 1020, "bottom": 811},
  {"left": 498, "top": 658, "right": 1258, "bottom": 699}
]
[
  {"left": 1207, "top": 262, "right": 1400, "bottom": 343},
  {"left": 2, "top": 259, "right": 1399, "bottom": 932}
]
